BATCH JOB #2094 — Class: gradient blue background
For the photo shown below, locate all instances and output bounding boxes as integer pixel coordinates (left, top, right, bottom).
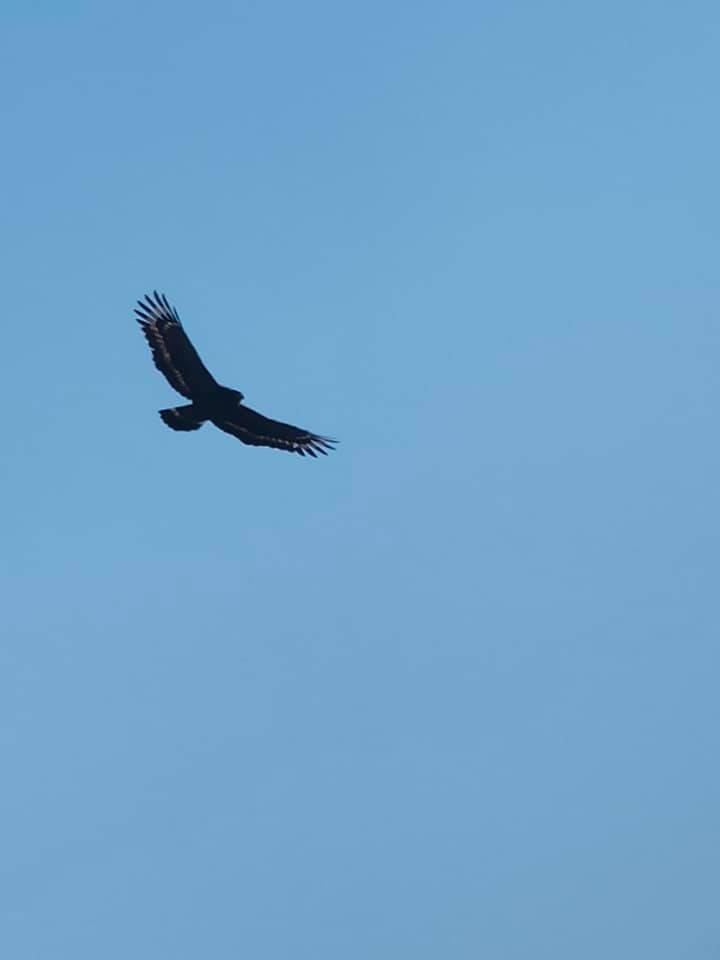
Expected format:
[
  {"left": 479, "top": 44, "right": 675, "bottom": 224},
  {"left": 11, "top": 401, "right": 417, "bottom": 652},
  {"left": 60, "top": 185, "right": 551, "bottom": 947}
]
[{"left": 2, "top": 2, "right": 719, "bottom": 956}]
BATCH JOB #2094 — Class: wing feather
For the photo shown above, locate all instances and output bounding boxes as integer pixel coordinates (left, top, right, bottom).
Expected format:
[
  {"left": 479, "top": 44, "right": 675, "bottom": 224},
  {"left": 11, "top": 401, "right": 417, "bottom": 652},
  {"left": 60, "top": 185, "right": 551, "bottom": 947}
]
[
  {"left": 134, "top": 291, "right": 217, "bottom": 399},
  {"left": 212, "top": 405, "right": 336, "bottom": 457}
]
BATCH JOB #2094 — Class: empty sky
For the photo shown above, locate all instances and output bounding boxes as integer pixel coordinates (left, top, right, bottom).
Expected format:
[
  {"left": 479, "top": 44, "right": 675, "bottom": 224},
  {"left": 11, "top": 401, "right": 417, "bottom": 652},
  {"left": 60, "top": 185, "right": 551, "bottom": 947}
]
[{"left": 2, "top": 1, "right": 720, "bottom": 957}]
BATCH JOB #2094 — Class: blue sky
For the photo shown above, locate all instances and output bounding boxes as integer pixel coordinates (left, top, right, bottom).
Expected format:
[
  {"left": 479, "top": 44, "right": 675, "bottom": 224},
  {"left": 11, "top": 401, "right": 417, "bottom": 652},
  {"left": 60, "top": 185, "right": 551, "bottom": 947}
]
[{"left": 2, "top": 2, "right": 720, "bottom": 956}]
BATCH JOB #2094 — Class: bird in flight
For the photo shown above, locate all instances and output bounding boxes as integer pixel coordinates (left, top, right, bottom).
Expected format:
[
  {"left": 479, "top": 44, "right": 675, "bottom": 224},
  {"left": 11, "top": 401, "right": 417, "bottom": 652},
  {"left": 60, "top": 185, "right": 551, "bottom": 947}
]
[{"left": 134, "top": 291, "right": 336, "bottom": 457}]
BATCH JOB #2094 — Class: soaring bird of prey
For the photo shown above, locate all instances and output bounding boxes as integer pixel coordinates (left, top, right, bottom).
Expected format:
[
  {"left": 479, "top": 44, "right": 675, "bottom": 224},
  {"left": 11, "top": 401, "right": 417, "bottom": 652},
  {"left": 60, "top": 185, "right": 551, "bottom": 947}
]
[{"left": 134, "top": 292, "right": 336, "bottom": 457}]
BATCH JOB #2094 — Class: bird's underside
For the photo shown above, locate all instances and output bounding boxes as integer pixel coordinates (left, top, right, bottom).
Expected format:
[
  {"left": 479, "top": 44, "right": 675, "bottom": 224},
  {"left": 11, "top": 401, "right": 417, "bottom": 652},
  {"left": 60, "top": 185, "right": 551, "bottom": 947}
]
[{"left": 134, "top": 291, "right": 336, "bottom": 457}]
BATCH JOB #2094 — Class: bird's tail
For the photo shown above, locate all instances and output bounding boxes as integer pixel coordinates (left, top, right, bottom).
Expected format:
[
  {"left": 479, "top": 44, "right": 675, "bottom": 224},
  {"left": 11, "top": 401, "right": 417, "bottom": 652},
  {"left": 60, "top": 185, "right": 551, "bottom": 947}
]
[{"left": 159, "top": 404, "right": 206, "bottom": 432}]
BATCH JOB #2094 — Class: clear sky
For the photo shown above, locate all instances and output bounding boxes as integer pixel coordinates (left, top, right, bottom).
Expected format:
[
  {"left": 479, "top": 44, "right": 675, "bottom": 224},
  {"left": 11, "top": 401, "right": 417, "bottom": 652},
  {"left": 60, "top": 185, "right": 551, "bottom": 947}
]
[{"left": 2, "top": 2, "right": 719, "bottom": 957}]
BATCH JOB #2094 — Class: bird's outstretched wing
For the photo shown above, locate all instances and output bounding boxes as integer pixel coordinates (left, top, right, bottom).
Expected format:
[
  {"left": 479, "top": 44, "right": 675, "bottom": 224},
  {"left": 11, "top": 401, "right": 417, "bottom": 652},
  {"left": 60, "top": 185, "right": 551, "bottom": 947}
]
[
  {"left": 134, "top": 291, "right": 218, "bottom": 399},
  {"left": 213, "top": 405, "right": 336, "bottom": 457}
]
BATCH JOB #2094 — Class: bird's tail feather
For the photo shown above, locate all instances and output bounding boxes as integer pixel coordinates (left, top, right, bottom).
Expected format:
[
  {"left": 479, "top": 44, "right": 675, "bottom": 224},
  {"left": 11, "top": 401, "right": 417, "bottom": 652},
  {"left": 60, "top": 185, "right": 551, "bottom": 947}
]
[{"left": 159, "top": 404, "right": 205, "bottom": 432}]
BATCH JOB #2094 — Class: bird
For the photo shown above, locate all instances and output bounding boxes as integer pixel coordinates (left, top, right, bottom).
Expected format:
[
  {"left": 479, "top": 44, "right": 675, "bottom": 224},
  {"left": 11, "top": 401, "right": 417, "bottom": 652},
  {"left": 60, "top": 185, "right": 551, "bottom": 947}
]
[{"left": 134, "top": 291, "right": 336, "bottom": 457}]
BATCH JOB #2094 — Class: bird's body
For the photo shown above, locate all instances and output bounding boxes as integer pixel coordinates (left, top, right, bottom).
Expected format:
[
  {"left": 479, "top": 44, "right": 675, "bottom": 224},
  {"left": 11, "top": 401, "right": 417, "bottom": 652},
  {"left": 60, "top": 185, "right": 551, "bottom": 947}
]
[{"left": 134, "top": 292, "right": 336, "bottom": 457}]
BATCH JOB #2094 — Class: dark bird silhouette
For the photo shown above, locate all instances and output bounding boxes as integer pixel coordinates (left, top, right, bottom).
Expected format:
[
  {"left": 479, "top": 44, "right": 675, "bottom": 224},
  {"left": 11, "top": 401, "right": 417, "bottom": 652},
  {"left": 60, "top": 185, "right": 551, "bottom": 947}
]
[{"left": 134, "top": 292, "right": 336, "bottom": 457}]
